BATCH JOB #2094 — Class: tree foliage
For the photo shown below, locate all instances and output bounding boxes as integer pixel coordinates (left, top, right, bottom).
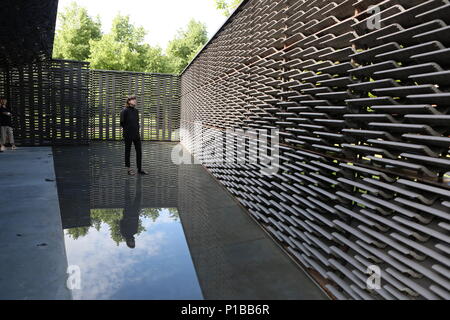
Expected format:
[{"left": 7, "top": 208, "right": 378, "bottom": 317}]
[
  {"left": 65, "top": 208, "right": 179, "bottom": 245},
  {"left": 214, "top": 0, "right": 243, "bottom": 17},
  {"left": 53, "top": 2, "right": 102, "bottom": 61},
  {"left": 166, "top": 19, "right": 208, "bottom": 73},
  {"left": 53, "top": 2, "right": 209, "bottom": 74},
  {"left": 89, "top": 14, "right": 170, "bottom": 73}
]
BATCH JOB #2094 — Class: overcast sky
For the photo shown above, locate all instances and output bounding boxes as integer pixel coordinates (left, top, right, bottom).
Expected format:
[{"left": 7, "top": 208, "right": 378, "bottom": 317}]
[{"left": 57, "top": 0, "right": 228, "bottom": 49}]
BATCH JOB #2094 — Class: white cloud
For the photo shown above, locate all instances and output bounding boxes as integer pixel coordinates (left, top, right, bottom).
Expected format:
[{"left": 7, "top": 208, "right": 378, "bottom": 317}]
[
  {"left": 63, "top": 209, "right": 200, "bottom": 300},
  {"left": 65, "top": 222, "right": 167, "bottom": 299},
  {"left": 56, "top": 0, "right": 227, "bottom": 49}
]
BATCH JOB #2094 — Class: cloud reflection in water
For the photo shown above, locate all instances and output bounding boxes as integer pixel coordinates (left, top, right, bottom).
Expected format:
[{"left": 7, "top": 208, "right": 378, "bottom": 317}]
[{"left": 64, "top": 208, "right": 203, "bottom": 300}]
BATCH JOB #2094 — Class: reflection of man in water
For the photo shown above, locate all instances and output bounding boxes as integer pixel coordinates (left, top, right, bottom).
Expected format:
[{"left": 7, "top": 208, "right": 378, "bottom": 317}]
[{"left": 120, "top": 178, "right": 142, "bottom": 249}]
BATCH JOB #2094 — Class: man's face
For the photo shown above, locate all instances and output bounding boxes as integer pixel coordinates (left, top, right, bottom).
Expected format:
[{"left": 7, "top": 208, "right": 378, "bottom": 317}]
[{"left": 129, "top": 99, "right": 137, "bottom": 106}]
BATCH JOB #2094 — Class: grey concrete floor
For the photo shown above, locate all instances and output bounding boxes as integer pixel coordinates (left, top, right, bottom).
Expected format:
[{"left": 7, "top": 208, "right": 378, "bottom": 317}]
[
  {"left": 0, "top": 143, "right": 328, "bottom": 300},
  {"left": 0, "top": 147, "right": 71, "bottom": 299}
]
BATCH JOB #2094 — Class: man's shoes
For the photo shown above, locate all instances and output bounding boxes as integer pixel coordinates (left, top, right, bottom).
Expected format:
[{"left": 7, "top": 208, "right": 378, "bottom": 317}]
[
  {"left": 0, "top": 146, "right": 5, "bottom": 152},
  {"left": 138, "top": 170, "right": 148, "bottom": 175}
]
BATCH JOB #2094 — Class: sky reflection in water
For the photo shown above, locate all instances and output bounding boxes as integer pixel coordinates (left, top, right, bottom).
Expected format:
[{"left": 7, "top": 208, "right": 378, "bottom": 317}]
[{"left": 64, "top": 208, "right": 203, "bottom": 300}]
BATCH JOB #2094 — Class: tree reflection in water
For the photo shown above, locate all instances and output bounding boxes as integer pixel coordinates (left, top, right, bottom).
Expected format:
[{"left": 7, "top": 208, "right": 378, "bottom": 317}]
[{"left": 66, "top": 208, "right": 179, "bottom": 245}]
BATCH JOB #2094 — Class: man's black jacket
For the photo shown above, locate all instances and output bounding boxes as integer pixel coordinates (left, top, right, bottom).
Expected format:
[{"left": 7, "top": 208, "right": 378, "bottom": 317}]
[{"left": 120, "top": 107, "right": 140, "bottom": 140}]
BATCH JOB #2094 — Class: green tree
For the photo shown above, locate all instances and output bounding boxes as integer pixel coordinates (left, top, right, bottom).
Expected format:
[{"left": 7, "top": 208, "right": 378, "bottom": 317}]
[
  {"left": 166, "top": 19, "right": 208, "bottom": 73},
  {"left": 111, "top": 14, "right": 146, "bottom": 50},
  {"left": 54, "top": 6, "right": 208, "bottom": 74},
  {"left": 142, "top": 46, "right": 173, "bottom": 74},
  {"left": 89, "top": 14, "right": 171, "bottom": 73},
  {"left": 65, "top": 208, "right": 181, "bottom": 245},
  {"left": 66, "top": 226, "right": 90, "bottom": 240},
  {"left": 214, "top": 0, "right": 243, "bottom": 17},
  {"left": 53, "top": 2, "right": 102, "bottom": 61},
  {"left": 167, "top": 208, "right": 180, "bottom": 221},
  {"left": 89, "top": 33, "right": 140, "bottom": 71}
]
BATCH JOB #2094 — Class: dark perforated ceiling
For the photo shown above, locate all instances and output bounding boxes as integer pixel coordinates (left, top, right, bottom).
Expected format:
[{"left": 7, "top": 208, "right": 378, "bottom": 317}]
[{"left": 0, "top": 0, "right": 59, "bottom": 67}]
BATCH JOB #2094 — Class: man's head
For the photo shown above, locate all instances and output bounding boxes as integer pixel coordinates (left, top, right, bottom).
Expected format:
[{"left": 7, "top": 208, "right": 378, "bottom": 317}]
[
  {"left": 0, "top": 97, "right": 6, "bottom": 106},
  {"left": 126, "top": 237, "right": 136, "bottom": 249},
  {"left": 126, "top": 95, "right": 137, "bottom": 108}
]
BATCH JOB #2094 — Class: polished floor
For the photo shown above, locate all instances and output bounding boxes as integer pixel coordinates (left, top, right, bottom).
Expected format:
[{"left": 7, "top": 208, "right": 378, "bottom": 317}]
[
  {"left": 1, "top": 142, "right": 328, "bottom": 300},
  {"left": 0, "top": 147, "right": 70, "bottom": 299},
  {"left": 64, "top": 207, "right": 203, "bottom": 300}
]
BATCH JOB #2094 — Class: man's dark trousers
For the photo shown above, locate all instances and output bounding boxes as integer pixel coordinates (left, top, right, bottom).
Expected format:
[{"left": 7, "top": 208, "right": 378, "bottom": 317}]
[
  {"left": 125, "top": 136, "right": 142, "bottom": 172},
  {"left": 121, "top": 106, "right": 142, "bottom": 172}
]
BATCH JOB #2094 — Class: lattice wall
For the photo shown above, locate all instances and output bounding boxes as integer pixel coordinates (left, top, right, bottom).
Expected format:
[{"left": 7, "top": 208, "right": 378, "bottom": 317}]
[
  {"left": 0, "top": 62, "right": 180, "bottom": 146},
  {"left": 8, "top": 62, "right": 53, "bottom": 145},
  {"left": 51, "top": 60, "right": 90, "bottom": 144},
  {"left": 181, "top": 0, "right": 450, "bottom": 300},
  {"left": 2, "top": 59, "right": 89, "bottom": 146},
  {"left": 90, "top": 70, "right": 180, "bottom": 142},
  {"left": 0, "top": 68, "right": 6, "bottom": 99}
]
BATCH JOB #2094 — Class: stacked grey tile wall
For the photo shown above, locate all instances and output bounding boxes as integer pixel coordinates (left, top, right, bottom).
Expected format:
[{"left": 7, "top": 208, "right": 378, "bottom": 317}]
[
  {"left": 0, "top": 67, "right": 6, "bottom": 99},
  {"left": 51, "top": 60, "right": 90, "bottom": 144},
  {"left": 3, "top": 59, "right": 89, "bottom": 146},
  {"left": 180, "top": 0, "right": 450, "bottom": 300},
  {"left": 0, "top": 63, "right": 181, "bottom": 146},
  {"left": 90, "top": 70, "right": 180, "bottom": 142}
]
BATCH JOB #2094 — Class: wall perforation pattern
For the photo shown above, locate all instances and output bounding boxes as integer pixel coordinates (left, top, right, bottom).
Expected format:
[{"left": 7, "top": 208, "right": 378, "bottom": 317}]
[
  {"left": 0, "top": 68, "right": 6, "bottom": 100},
  {"left": 1, "top": 59, "right": 89, "bottom": 146},
  {"left": 90, "top": 70, "right": 180, "bottom": 142},
  {"left": 181, "top": 0, "right": 450, "bottom": 300},
  {"left": 0, "top": 63, "right": 181, "bottom": 145}
]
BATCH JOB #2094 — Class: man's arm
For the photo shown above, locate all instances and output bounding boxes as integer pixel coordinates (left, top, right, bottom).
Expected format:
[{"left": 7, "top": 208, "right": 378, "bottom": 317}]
[
  {"left": 120, "top": 108, "right": 127, "bottom": 128},
  {"left": 137, "top": 110, "right": 140, "bottom": 128}
]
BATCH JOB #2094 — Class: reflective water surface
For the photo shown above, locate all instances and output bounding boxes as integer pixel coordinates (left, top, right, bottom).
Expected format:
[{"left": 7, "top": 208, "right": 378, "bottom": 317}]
[
  {"left": 52, "top": 142, "right": 328, "bottom": 300},
  {"left": 64, "top": 207, "right": 203, "bottom": 300}
]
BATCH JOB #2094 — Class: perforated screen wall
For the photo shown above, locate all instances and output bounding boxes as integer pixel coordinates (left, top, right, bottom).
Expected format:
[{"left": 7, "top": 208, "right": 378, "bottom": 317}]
[
  {"left": 90, "top": 70, "right": 180, "bottom": 141},
  {"left": 0, "top": 64, "right": 181, "bottom": 145},
  {"left": 0, "top": 68, "right": 6, "bottom": 99},
  {"left": 181, "top": 0, "right": 450, "bottom": 300},
  {"left": 3, "top": 59, "right": 89, "bottom": 146}
]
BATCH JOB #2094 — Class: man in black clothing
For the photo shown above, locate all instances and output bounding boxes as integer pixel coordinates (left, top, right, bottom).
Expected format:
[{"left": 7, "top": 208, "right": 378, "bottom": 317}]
[
  {"left": 120, "top": 96, "right": 147, "bottom": 175},
  {"left": 119, "top": 178, "right": 142, "bottom": 249}
]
